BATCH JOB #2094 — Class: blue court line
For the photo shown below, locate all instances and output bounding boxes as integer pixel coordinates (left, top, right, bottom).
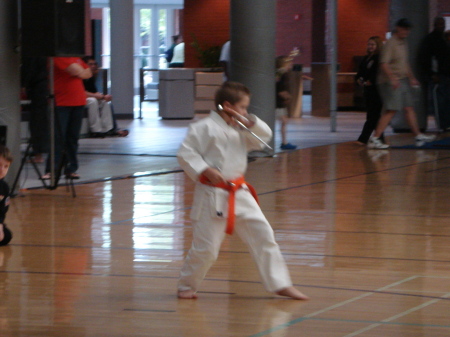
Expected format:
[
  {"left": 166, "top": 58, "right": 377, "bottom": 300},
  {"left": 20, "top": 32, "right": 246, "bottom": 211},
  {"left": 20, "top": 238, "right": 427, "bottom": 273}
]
[{"left": 248, "top": 317, "right": 450, "bottom": 337}]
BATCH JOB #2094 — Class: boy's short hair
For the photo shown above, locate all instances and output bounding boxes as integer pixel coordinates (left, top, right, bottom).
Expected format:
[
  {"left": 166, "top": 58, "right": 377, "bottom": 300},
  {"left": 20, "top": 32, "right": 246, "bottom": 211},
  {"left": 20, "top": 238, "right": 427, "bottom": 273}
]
[
  {"left": 215, "top": 81, "right": 250, "bottom": 109},
  {"left": 0, "top": 146, "right": 13, "bottom": 163}
]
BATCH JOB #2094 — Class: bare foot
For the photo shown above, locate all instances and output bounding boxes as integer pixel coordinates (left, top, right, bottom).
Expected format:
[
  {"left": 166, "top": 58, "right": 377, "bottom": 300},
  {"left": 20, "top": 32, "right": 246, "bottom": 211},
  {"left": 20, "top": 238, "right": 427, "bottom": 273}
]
[
  {"left": 0, "top": 224, "right": 4, "bottom": 242},
  {"left": 177, "top": 289, "right": 198, "bottom": 299},
  {"left": 276, "top": 286, "right": 309, "bottom": 300}
]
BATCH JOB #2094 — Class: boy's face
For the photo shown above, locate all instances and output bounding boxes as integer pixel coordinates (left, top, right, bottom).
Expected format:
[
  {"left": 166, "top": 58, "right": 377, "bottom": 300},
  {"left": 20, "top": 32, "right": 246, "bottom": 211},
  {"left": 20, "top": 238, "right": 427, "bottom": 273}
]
[
  {"left": 0, "top": 157, "right": 11, "bottom": 180},
  {"left": 224, "top": 94, "right": 250, "bottom": 117}
]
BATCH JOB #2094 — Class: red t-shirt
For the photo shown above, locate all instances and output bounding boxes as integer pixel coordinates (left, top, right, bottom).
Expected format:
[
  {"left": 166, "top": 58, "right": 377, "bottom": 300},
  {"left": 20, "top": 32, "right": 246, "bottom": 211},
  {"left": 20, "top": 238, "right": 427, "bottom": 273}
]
[{"left": 53, "top": 57, "right": 88, "bottom": 106}]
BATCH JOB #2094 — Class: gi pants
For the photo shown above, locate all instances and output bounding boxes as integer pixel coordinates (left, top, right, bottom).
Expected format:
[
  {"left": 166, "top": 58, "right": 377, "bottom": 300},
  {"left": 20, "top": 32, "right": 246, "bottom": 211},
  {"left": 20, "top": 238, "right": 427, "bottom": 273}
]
[
  {"left": 86, "top": 97, "right": 114, "bottom": 133},
  {"left": 178, "top": 187, "right": 293, "bottom": 293}
]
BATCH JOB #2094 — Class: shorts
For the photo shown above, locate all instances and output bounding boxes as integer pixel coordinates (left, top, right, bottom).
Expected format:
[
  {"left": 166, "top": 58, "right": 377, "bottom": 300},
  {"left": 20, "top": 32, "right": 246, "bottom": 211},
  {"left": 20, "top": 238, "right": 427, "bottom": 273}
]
[
  {"left": 378, "top": 78, "right": 414, "bottom": 112},
  {"left": 276, "top": 108, "right": 288, "bottom": 119}
]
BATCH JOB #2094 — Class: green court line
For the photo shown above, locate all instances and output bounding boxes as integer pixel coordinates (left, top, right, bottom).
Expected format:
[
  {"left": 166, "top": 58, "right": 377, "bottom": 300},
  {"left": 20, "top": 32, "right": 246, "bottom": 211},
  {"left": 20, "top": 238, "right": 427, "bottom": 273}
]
[{"left": 248, "top": 317, "right": 450, "bottom": 337}]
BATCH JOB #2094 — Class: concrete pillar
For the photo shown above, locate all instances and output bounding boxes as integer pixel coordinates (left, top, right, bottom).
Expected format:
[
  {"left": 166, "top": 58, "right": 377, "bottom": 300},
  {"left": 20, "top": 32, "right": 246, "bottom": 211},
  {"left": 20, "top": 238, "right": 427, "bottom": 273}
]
[
  {"left": 110, "top": 0, "right": 134, "bottom": 119},
  {"left": 230, "top": 0, "right": 276, "bottom": 152},
  {"left": 311, "top": 0, "right": 331, "bottom": 118},
  {"left": 0, "top": 0, "right": 20, "bottom": 188}
]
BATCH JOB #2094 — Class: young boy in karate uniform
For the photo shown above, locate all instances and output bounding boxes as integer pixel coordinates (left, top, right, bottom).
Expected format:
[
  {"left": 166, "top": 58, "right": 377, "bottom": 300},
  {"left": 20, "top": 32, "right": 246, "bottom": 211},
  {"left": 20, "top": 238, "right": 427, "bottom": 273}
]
[{"left": 177, "top": 81, "right": 308, "bottom": 300}]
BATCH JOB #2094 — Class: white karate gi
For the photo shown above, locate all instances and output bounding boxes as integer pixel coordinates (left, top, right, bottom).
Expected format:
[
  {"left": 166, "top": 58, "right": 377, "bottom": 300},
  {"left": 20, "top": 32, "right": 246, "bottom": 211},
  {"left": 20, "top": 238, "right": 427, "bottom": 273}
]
[
  {"left": 177, "top": 111, "right": 293, "bottom": 293},
  {"left": 86, "top": 97, "right": 114, "bottom": 133}
]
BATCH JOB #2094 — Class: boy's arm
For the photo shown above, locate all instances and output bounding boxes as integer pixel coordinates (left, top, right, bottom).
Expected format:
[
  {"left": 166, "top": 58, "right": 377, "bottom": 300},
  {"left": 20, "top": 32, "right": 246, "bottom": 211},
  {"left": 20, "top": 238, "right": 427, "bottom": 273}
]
[
  {"left": 243, "top": 115, "right": 273, "bottom": 151},
  {"left": 177, "top": 125, "right": 211, "bottom": 182}
]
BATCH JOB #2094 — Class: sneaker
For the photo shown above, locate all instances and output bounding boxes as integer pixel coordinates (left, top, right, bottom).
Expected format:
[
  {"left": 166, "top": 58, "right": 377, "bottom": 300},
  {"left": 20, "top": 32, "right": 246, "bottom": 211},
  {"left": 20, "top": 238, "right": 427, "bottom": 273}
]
[
  {"left": 415, "top": 133, "right": 436, "bottom": 143},
  {"left": 280, "top": 143, "right": 297, "bottom": 150},
  {"left": 368, "top": 137, "right": 389, "bottom": 149}
]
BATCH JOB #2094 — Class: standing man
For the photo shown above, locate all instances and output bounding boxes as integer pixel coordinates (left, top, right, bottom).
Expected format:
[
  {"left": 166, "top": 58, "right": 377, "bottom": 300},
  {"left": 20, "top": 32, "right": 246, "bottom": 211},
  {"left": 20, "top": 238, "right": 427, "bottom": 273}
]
[
  {"left": 418, "top": 17, "right": 450, "bottom": 131},
  {"left": 369, "top": 18, "right": 436, "bottom": 149}
]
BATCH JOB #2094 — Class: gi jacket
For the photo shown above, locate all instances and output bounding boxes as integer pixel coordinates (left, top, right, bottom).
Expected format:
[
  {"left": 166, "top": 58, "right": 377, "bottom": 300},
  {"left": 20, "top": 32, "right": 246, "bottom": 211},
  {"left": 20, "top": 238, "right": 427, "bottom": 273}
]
[{"left": 177, "top": 111, "right": 272, "bottom": 220}]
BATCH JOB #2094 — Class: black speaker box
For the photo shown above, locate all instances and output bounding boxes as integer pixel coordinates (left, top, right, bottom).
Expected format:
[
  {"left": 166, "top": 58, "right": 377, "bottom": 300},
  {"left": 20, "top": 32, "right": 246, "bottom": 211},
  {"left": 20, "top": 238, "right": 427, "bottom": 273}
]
[{"left": 21, "top": 0, "right": 87, "bottom": 57}]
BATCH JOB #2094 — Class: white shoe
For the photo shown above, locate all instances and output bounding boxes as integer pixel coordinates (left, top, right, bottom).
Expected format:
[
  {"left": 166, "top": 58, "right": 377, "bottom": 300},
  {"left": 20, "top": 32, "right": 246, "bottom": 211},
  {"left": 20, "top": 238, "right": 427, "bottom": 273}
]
[
  {"left": 415, "top": 133, "right": 436, "bottom": 143},
  {"left": 368, "top": 137, "right": 389, "bottom": 149}
]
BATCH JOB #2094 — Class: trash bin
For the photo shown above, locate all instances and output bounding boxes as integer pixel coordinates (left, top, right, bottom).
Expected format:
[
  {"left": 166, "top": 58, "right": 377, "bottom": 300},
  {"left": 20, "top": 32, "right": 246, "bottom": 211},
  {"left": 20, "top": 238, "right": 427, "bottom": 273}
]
[{"left": 159, "top": 69, "right": 195, "bottom": 119}]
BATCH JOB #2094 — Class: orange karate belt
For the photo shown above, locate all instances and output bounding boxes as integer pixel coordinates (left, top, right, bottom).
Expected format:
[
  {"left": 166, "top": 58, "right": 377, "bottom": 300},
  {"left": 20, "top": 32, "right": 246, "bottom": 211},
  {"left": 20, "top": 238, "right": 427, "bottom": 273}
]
[{"left": 199, "top": 174, "right": 259, "bottom": 235}]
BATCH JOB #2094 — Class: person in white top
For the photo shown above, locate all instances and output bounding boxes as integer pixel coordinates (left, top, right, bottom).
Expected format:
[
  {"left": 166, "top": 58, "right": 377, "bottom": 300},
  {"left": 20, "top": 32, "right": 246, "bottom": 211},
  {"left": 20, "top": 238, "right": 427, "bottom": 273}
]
[{"left": 169, "top": 36, "right": 185, "bottom": 68}]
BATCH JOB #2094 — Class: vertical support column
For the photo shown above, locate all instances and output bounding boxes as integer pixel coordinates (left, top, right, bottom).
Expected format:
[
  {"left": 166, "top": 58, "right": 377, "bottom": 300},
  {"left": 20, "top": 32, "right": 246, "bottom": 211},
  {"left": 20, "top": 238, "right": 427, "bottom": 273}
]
[
  {"left": 329, "top": 0, "right": 338, "bottom": 132},
  {"left": 311, "top": 0, "right": 331, "bottom": 118},
  {"left": 0, "top": 0, "right": 20, "bottom": 188},
  {"left": 110, "top": 0, "right": 134, "bottom": 119},
  {"left": 230, "top": 0, "right": 276, "bottom": 153}
]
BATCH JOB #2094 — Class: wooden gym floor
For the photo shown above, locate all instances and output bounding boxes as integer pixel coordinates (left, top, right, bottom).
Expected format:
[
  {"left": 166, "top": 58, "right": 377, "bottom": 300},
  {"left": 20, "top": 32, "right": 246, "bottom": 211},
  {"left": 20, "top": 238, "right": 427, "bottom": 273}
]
[{"left": 1, "top": 101, "right": 450, "bottom": 336}]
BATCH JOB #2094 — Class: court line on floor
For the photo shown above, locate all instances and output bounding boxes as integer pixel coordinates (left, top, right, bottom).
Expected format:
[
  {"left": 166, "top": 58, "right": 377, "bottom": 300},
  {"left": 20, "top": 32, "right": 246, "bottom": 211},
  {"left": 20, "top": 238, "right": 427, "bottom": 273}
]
[
  {"left": 248, "top": 276, "right": 435, "bottom": 337},
  {"left": 275, "top": 228, "right": 450, "bottom": 238},
  {"left": 343, "top": 291, "right": 450, "bottom": 336},
  {"left": 256, "top": 155, "right": 450, "bottom": 197},
  {"left": 8, "top": 241, "right": 450, "bottom": 266},
  {"left": 78, "top": 151, "right": 177, "bottom": 158},
  {"left": 2, "top": 269, "right": 450, "bottom": 303}
]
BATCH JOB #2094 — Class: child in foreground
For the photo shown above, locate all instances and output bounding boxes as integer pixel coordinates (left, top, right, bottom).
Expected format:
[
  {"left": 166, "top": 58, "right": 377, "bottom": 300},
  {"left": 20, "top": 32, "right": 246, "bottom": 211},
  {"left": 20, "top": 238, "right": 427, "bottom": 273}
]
[
  {"left": 0, "top": 146, "right": 13, "bottom": 246},
  {"left": 177, "top": 81, "right": 308, "bottom": 300}
]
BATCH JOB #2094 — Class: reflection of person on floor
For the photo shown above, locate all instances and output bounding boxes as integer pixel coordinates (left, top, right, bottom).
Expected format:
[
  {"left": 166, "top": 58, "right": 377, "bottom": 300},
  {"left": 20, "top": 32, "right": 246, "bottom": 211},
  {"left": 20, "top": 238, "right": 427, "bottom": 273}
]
[
  {"left": 82, "top": 56, "right": 128, "bottom": 138},
  {"left": 0, "top": 146, "right": 13, "bottom": 246},
  {"left": 177, "top": 81, "right": 308, "bottom": 300},
  {"left": 21, "top": 56, "right": 49, "bottom": 163}
]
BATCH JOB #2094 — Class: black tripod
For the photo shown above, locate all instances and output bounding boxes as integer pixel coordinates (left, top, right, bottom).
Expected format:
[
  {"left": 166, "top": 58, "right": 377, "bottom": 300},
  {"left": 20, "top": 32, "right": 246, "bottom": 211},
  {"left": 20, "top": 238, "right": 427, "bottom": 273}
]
[
  {"left": 11, "top": 140, "right": 49, "bottom": 193},
  {"left": 12, "top": 57, "right": 77, "bottom": 197}
]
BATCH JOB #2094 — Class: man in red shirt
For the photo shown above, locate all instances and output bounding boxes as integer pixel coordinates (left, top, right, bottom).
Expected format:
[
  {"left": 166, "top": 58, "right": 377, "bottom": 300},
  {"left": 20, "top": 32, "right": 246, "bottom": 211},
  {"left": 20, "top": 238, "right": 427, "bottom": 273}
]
[{"left": 43, "top": 57, "right": 92, "bottom": 180}]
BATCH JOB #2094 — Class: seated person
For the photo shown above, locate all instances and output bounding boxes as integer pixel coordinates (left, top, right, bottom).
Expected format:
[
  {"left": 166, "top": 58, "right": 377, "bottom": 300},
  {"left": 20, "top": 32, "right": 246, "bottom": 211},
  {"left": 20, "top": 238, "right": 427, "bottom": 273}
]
[
  {"left": 169, "top": 37, "right": 185, "bottom": 68},
  {"left": 82, "top": 56, "right": 128, "bottom": 138}
]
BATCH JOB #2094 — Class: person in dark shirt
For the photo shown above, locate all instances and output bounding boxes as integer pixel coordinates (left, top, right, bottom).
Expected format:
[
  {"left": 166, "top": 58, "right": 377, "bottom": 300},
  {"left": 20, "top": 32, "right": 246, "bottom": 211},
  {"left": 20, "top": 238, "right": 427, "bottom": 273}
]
[
  {"left": 0, "top": 146, "right": 13, "bottom": 246},
  {"left": 276, "top": 55, "right": 297, "bottom": 150},
  {"left": 165, "top": 35, "right": 180, "bottom": 63},
  {"left": 355, "top": 36, "right": 384, "bottom": 144}
]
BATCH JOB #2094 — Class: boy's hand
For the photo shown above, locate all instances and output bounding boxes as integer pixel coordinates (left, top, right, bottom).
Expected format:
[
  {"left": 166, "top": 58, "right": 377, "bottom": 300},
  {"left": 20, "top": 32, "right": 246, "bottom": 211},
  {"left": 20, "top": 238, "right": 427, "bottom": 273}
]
[
  {"left": 201, "top": 167, "right": 226, "bottom": 185},
  {"left": 221, "top": 105, "right": 255, "bottom": 128}
]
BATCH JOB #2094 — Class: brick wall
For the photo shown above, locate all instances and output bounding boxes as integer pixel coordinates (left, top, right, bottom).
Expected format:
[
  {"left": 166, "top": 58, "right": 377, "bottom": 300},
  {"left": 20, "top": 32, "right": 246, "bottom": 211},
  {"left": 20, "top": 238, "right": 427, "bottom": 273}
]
[
  {"left": 183, "top": 0, "right": 312, "bottom": 70},
  {"left": 183, "top": 0, "right": 230, "bottom": 68},
  {"left": 276, "top": 0, "right": 312, "bottom": 70},
  {"left": 438, "top": 0, "right": 450, "bottom": 12},
  {"left": 183, "top": 0, "right": 391, "bottom": 73},
  {"left": 338, "top": 0, "right": 389, "bottom": 72}
]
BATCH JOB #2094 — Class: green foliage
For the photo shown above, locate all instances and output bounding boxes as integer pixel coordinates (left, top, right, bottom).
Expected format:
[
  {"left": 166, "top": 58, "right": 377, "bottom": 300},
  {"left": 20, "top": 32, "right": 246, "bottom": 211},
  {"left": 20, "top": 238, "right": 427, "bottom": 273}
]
[{"left": 191, "top": 34, "right": 221, "bottom": 68}]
